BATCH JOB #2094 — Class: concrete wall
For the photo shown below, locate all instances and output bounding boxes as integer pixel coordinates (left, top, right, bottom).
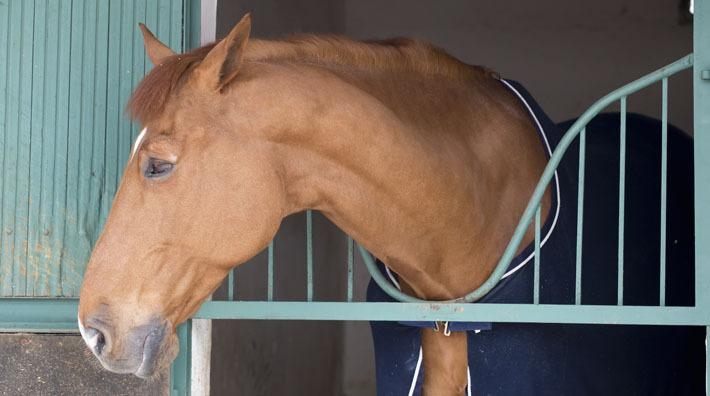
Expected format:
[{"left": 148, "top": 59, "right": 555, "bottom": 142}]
[
  {"left": 341, "top": 0, "right": 693, "bottom": 132},
  {"left": 216, "top": 0, "right": 344, "bottom": 38},
  {"left": 213, "top": 1, "right": 692, "bottom": 395}
]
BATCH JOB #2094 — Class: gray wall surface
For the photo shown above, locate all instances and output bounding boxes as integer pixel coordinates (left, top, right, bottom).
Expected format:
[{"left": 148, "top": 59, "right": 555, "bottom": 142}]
[
  {"left": 341, "top": 0, "right": 693, "bottom": 132},
  {"left": 213, "top": 1, "right": 692, "bottom": 395}
]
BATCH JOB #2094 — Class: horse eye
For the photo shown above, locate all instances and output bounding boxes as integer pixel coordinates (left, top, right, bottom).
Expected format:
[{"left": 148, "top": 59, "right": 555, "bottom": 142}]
[{"left": 144, "top": 158, "right": 175, "bottom": 180}]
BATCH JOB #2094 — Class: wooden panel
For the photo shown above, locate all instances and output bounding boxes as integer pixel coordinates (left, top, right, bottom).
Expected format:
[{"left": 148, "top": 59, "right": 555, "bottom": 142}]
[{"left": 0, "top": 0, "right": 188, "bottom": 297}]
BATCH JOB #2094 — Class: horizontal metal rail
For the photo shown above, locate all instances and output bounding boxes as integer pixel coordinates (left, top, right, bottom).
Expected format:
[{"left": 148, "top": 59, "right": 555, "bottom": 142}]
[
  {"left": 0, "top": 298, "right": 79, "bottom": 332},
  {"left": 2, "top": 298, "right": 709, "bottom": 330},
  {"left": 196, "top": 302, "right": 710, "bottom": 326}
]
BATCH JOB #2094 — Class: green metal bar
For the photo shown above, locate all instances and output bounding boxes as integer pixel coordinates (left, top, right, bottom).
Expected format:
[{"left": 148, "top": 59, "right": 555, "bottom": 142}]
[
  {"left": 195, "top": 301, "right": 710, "bottom": 326},
  {"left": 2, "top": 298, "right": 709, "bottom": 334},
  {"left": 169, "top": 0, "right": 182, "bottom": 51},
  {"left": 0, "top": 0, "right": 13, "bottom": 296},
  {"left": 184, "top": 0, "right": 201, "bottom": 50},
  {"left": 0, "top": 298, "right": 78, "bottom": 332},
  {"left": 618, "top": 97, "right": 627, "bottom": 306},
  {"left": 306, "top": 210, "right": 313, "bottom": 301},
  {"left": 267, "top": 240, "right": 274, "bottom": 301},
  {"left": 103, "top": 0, "right": 122, "bottom": 221},
  {"left": 38, "top": 0, "right": 61, "bottom": 296},
  {"left": 64, "top": 0, "right": 90, "bottom": 296},
  {"left": 361, "top": 54, "right": 694, "bottom": 304},
  {"left": 575, "top": 128, "right": 586, "bottom": 305},
  {"left": 14, "top": 0, "right": 34, "bottom": 296},
  {"left": 533, "top": 205, "right": 541, "bottom": 304},
  {"left": 27, "top": 0, "right": 47, "bottom": 296},
  {"left": 53, "top": 0, "right": 73, "bottom": 295},
  {"left": 660, "top": 78, "right": 668, "bottom": 306},
  {"left": 170, "top": 320, "right": 192, "bottom": 396},
  {"left": 360, "top": 244, "right": 420, "bottom": 302},
  {"left": 347, "top": 237, "right": 354, "bottom": 302},
  {"left": 227, "top": 269, "right": 234, "bottom": 301}
]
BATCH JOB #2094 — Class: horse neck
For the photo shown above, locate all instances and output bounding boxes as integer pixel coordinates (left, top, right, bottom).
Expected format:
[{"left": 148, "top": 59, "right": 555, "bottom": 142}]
[{"left": 260, "top": 63, "right": 546, "bottom": 300}]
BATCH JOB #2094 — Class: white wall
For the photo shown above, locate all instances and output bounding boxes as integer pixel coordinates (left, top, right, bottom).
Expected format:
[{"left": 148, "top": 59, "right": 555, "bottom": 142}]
[{"left": 342, "top": 0, "right": 693, "bottom": 132}]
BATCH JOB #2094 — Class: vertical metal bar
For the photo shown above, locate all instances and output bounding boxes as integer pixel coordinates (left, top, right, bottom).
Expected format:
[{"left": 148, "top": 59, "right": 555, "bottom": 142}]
[
  {"left": 89, "top": 0, "right": 109, "bottom": 257},
  {"left": 267, "top": 240, "right": 274, "bottom": 301},
  {"left": 103, "top": 0, "right": 121, "bottom": 222},
  {"left": 0, "top": 0, "right": 20, "bottom": 296},
  {"left": 695, "top": 0, "right": 710, "bottom": 388},
  {"left": 533, "top": 205, "right": 541, "bottom": 304},
  {"left": 0, "top": 0, "right": 13, "bottom": 296},
  {"left": 347, "top": 237, "right": 354, "bottom": 302},
  {"left": 63, "top": 0, "right": 86, "bottom": 296},
  {"left": 170, "top": 320, "right": 192, "bottom": 396},
  {"left": 227, "top": 269, "right": 234, "bottom": 301},
  {"left": 51, "top": 0, "right": 72, "bottom": 296},
  {"left": 14, "top": 0, "right": 34, "bottom": 295},
  {"left": 618, "top": 97, "right": 627, "bottom": 306},
  {"left": 660, "top": 78, "right": 668, "bottom": 306},
  {"left": 693, "top": 0, "right": 710, "bottom": 313},
  {"left": 27, "top": 0, "right": 46, "bottom": 295},
  {"left": 40, "top": 0, "right": 61, "bottom": 296},
  {"left": 707, "top": 326, "right": 710, "bottom": 396},
  {"left": 77, "top": 0, "right": 99, "bottom": 287},
  {"left": 306, "top": 210, "right": 314, "bottom": 301},
  {"left": 576, "top": 127, "right": 586, "bottom": 305},
  {"left": 184, "top": 0, "right": 202, "bottom": 50}
]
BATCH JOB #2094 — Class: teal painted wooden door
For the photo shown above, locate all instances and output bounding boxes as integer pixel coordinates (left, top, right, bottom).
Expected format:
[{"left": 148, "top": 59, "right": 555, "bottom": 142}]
[{"left": 0, "top": 0, "right": 197, "bottom": 297}]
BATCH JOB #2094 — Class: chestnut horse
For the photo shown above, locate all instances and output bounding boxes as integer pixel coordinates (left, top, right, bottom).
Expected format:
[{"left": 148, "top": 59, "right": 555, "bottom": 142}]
[{"left": 78, "top": 14, "right": 550, "bottom": 393}]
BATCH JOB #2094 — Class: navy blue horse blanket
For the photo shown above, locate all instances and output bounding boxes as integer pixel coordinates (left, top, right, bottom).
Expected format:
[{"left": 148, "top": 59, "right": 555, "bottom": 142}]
[{"left": 367, "top": 80, "right": 704, "bottom": 395}]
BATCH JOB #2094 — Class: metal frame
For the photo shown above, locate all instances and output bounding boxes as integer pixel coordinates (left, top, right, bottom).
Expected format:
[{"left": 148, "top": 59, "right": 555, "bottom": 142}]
[
  {"left": 194, "top": 56, "right": 702, "bottom": 323},
  {"left": 694, "top": 1, "right": 710, "bottom": 391}
]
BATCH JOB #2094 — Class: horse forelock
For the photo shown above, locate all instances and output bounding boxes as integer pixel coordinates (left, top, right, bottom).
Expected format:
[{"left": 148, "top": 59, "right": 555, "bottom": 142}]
[{"left": 127, "top": 44, "right": 216, "bottom": 125}]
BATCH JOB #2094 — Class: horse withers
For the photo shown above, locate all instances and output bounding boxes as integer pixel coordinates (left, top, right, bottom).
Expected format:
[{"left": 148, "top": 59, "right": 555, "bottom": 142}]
[{"left": 77, "top": 14, "right": 702, "bottom": 395}]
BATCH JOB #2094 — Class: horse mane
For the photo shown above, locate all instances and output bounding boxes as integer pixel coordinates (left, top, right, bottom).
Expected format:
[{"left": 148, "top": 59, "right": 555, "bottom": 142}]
[{"left": 127, "top": 35, "right": 493, "bottom": 125}]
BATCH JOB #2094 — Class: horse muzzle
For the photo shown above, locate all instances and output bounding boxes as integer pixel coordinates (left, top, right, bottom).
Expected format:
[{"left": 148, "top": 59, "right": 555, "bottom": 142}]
[{"left": 78, "top": 314, "right": 170, "bottom": 378}]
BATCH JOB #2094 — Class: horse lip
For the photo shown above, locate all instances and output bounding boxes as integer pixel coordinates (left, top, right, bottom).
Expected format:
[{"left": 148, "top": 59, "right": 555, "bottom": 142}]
[{"left": 134, "top": 323, "right": 167, "bottom": 378}]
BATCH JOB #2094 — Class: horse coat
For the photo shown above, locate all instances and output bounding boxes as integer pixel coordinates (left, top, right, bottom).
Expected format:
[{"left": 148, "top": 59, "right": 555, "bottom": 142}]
[{"left": 367, "top": 80, "right": 705, "bottom": 395}]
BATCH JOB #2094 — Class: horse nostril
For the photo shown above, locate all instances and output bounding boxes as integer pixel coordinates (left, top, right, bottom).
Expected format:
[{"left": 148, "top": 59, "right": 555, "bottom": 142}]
[
  {"left": 79, "top": 317, "right": 111, "bottom": 357},
  {"left": 83, "top": 325, "right": 108, "bottom": 355},
  {"left": 95, "top": 329, "right": 106, "bottom": 354}
]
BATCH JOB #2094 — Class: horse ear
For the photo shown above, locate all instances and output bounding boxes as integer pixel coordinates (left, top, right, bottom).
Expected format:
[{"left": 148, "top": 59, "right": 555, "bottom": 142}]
[
  {"left": 195, "top": 13, "right": 252, "bottom": 92},
  {"left": 139, "top": 23, "right": 176, "bottom": 65}
]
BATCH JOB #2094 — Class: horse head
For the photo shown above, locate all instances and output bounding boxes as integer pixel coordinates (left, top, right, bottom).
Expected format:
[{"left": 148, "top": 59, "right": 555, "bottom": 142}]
[{"left": 77, "top": 14, "right": 289, "bottom": 377}]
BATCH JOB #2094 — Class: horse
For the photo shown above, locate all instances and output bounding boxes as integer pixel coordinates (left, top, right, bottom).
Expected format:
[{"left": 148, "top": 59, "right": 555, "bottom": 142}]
[{"left": 77, "top": 14, "right": 703, "bottom": 395}]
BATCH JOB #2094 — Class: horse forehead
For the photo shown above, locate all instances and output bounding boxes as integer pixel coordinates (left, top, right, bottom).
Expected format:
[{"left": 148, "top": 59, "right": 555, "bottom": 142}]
[{"left": 131, "top": 127, "right": 149, "bottom": 159}]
